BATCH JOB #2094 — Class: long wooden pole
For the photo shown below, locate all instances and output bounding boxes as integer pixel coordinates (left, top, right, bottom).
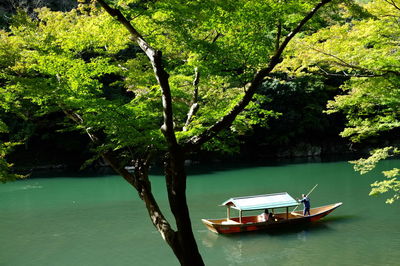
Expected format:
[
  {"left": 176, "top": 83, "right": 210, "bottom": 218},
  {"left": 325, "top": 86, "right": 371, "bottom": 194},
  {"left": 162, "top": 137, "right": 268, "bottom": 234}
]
[{"left": 292, "top": 184, "right": 318, "bottom": 213}]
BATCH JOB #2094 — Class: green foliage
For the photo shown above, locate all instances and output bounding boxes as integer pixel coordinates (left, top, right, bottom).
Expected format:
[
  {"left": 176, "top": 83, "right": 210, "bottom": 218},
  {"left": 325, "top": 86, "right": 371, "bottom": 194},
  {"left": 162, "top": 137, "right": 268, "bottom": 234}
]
[
  {"left": 352, "top": 147, "right": 399, "bottom": 174},
  {"left": 113, "top": 0, "right": 337, "bottom": 83},
  {"left": 352, "top": 147, "right": 400, "bottom": 204},
  {"left": 0, "top": 2, "right": 348, "bottom": 263},
  {"left": 328, "top": 77, "right": 400, "bottom": 142},
  {"left": 280, "top": 0, "right": 400, "bottom": 202},
  {"left": 0, "top": 119, "right": 24, "bottom": 183},
  {"left": 111, "top": 0, "right": 317, "bottom": 151},
  {"left": 0, "top": 0, "right": 343, "bottom": 173},
  {"left": 0, "top": 6, "right": 167, "bottom": 160},
  {"left": 371, "top": 168, "right": 400, "bottom": 204}
]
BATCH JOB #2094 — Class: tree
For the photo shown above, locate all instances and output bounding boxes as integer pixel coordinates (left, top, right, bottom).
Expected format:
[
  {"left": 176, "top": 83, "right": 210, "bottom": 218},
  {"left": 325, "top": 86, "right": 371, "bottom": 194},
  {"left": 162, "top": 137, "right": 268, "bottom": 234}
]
[
  {"left": 0, "top": 0, "right": 335, "bottom": 264},
  {"left": 279, "top": 0, "right": 400, "bottom": 203},
  {"left": 0, "top": 119, "right": 24, "bottom": 183}
]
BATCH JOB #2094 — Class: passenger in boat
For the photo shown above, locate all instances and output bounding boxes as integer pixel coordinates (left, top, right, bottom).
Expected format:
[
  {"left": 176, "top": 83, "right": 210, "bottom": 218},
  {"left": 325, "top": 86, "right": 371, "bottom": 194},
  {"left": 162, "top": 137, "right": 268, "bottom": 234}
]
[
  {"left": 299, "top": 194, "right": 311, "bottom": 216},
  {"left": 258, "top": 209, "right": 273, "bottom": 222}
]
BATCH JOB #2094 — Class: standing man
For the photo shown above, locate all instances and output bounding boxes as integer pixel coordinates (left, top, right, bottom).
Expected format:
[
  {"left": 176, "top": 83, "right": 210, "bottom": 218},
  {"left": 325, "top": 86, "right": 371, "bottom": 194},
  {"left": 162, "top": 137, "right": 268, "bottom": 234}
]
[{"left": 299, "top": 194, "right": 311, "bottom": 216}]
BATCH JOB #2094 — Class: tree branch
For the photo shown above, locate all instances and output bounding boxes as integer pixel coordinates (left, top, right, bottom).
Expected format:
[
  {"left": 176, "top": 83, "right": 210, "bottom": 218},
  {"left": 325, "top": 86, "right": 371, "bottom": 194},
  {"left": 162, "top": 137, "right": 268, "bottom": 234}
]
[
  {"left": 307, "top": 46, "right": 400, "bottom": 77},
  {"left": 315, "top": 66, "right": 383, "bottom": 78},
  {"left": 384, "top": 0, "right": 400, "bottom": 11},
  {"left": 308, "top": 46, "right": 372, "bottom": 71},
  {"left": 183, "top": 0, "right": 333, "bottom": 150},
  {"left": 62, "top": 107, "right": 178, "bottom": 247},
  {"left": 102, "top": 152, "right": 177, "bottom": 245},
  {"left": 275, "top": 21, "right": 282, "bottom": 51},
  {"left": 183, "top": 68, "right": 200, "bottom": 131},
  {"left": 96, "top": 0, "right": 178, "bottom": 149}
]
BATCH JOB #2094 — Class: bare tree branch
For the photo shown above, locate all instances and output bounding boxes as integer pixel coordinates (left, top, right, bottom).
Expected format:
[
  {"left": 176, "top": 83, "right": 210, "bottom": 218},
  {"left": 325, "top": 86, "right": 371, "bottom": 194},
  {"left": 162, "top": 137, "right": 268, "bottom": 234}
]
[
  {"left": 192, "top": 67, "right": 200, "bottom": 102},
  {"left": 315, "top": 66, "right": 383, "bottom": 78},
  {"left": 384, "top": 0, "right": 400, "bottom": 11},
  {"left": 275, "top": 21, "right": 282, "bottom": 51},
  {"left": 183, "top": 68, "right": 200, "bottom": 131}
]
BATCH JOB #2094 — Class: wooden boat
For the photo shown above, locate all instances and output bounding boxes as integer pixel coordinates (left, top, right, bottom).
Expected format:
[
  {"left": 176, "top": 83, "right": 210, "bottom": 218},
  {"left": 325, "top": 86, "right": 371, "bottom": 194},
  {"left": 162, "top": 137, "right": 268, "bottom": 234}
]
[{"left": 202, "top": 192, "right": 342, "bottom": 234}]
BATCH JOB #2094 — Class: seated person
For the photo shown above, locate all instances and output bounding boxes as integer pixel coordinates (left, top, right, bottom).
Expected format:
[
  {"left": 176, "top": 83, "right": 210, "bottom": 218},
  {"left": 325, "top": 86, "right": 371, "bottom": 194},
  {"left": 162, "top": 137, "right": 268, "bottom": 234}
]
[{"left": 258, "top": 209, "right": 273, "bottom": 222}]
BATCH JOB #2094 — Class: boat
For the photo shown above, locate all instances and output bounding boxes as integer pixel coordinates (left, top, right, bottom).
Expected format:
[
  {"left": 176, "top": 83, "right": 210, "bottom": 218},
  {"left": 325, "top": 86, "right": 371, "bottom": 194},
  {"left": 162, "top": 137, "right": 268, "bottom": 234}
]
[{"left": 201, "top": 192, "right": 342, "bottom": 234}]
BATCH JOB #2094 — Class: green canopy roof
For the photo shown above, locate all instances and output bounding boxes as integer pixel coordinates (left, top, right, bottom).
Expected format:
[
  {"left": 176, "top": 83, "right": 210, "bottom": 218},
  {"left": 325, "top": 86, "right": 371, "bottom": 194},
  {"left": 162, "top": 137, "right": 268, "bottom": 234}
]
[{"left": 221, "top": 192, "right": 299, "bottom": 211}]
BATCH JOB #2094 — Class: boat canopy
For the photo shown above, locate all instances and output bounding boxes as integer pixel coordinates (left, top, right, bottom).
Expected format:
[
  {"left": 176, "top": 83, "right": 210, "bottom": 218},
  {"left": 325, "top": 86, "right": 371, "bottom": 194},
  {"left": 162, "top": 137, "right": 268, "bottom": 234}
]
[{"left": 221, "top": 192, "right": 299, "bottom": 211}]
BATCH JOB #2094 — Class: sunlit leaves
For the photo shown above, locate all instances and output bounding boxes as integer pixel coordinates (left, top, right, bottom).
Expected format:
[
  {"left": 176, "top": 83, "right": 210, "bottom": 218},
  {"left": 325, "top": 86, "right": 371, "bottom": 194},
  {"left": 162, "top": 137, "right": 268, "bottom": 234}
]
[
  {"left": 352, "top": 147, "right": 400, "bottom": 204},
  {"left": 280, "top": 1, "right": 400, "bottom": 77},
  {"left": 118, "top": 0, "right": 331, "bottom": 83},
  {"left": 123, "top": 54, "right": 157, "bottom": 93},
  {"left": 32, "top": 7, "right": 129, "bottom": 54},
  {"left": 0, "top": 7, "right": 165, "bottom": 158},
  {"left": 370, "top": 166, "right": 400, "bottom": 204},
  {"left": 282, "top": 0, "right": 400, "bottom": 203},
  {"left": 281, "top": 0, "right": 400, "bottom": 142},
  {"left": 351, "top": 147, "right": 399, "bottom": 174}
]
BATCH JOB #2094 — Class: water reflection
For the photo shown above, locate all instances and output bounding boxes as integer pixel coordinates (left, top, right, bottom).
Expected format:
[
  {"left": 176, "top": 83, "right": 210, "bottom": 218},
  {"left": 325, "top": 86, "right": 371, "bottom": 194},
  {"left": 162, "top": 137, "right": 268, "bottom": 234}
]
[
  {"left": 201, "top": 230, "right": 220, "bottom": 248},
  {"left": 200, "top": 219, "right": 347, "bottom": 265},
  {"left": 201, "top": 220, "right": 337, "bottom": 248},
  {"left": 297, "top": 230, "right": 308, "bottom": 242},
  {"left": 200, "top": 211, "right": 372, "bottom": 265}
]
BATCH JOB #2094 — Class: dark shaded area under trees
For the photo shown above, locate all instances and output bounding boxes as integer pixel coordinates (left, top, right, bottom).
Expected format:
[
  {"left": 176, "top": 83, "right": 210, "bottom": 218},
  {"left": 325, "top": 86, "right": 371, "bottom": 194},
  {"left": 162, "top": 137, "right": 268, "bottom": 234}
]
[
  {"left": 4, "top": 72, "right": 364, "bottom": 171},
  {"left": 240, "top": 74, "right": 350, "bottom": 160}
]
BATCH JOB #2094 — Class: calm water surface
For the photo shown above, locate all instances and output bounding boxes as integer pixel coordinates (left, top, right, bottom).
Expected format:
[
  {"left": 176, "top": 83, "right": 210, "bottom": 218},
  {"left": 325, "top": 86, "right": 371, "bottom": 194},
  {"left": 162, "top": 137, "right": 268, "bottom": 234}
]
[{"left": 1, "top": 159, "right": 399, "bottom": 266}]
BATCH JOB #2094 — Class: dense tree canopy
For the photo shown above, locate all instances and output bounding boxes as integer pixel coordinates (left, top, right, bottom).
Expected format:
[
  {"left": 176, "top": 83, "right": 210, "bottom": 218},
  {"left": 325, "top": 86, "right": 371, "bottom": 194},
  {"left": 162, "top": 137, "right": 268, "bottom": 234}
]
[
  {"left": 0, "top": 0, "right": 339, "bottom": 173},
  {"left": 1, "top": 2, "right": 275, "bottom": 159}
]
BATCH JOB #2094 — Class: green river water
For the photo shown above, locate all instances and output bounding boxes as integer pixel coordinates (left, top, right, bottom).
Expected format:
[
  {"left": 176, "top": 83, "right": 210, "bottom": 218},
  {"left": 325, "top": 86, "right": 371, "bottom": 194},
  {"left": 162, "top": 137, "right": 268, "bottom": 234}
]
[{"left": 1, "top": 159, "right": 399, "bottom": 266}]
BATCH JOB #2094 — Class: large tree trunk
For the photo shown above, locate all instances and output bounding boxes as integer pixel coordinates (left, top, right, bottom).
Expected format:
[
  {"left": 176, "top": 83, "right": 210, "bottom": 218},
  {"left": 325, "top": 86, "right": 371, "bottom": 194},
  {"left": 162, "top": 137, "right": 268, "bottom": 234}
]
[
  {"left": 65, "top": 107, "right": 204, "bottom": 264},
  {"left": 164, "top": 147, "right": 204, "bottom": 266},
  {"left": 96, "top": 1, "right": 205, "bottom": 264}
]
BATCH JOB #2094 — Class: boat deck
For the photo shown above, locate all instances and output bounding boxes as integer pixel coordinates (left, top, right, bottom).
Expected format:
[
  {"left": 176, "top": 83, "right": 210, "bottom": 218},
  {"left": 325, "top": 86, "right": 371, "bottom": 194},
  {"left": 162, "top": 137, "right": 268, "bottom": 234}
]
[{"left": 206, "top": 203, "right": 338, "bottom": 224}]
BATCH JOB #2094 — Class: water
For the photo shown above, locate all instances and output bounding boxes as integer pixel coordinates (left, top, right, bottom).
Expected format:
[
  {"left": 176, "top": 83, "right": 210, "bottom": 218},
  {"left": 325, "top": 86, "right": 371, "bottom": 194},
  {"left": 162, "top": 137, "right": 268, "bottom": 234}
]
[{"left": 1, "top": 159, "right": 399, "bottom": 266}]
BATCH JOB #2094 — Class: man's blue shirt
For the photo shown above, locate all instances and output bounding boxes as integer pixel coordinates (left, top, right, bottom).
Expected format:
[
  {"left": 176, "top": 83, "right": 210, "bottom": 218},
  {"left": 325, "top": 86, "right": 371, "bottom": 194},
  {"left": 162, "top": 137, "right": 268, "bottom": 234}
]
[{"left": 300, "top": 196, "right": 310, "bottom": 209}]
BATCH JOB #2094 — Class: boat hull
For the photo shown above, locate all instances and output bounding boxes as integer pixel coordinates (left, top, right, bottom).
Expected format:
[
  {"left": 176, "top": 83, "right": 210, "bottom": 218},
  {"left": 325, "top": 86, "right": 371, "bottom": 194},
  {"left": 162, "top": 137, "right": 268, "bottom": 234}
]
[{"left": 202, "top": 202, "right": 342, "bottom": 234}]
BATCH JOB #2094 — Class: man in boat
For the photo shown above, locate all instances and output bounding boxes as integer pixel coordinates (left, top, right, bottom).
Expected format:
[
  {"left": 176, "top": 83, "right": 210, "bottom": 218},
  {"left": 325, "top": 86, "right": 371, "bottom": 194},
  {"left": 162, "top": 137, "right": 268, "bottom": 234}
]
[{"left": 299, "top": 194, "right": 311, "bottom": 216}]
